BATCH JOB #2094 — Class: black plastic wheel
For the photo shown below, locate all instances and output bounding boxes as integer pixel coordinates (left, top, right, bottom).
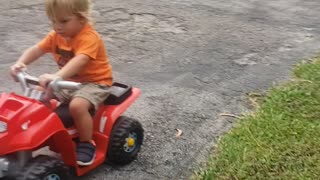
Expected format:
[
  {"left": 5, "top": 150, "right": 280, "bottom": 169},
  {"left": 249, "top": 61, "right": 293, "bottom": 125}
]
[
  {"left": 14, "top": 155, "right": 70, "bottom": 180},
  {"left": 107, "top": 116, "right": 144, "bottom": 165}
]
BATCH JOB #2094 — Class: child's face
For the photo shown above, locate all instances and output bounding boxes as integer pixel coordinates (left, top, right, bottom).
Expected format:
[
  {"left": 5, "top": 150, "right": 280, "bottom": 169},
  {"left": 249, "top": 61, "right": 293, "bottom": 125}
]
[{"left": 50, "top": 11, "right": 85, "bottom": 39}]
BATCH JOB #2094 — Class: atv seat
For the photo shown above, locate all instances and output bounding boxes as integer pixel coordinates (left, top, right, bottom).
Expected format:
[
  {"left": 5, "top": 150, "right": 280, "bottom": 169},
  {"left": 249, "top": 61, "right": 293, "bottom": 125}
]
[
  {"left": 104, "top": 82, "right": 132, "bottom": 105},
  {"left": 55, "top": 82, "right": 132, "bottom": 128}
]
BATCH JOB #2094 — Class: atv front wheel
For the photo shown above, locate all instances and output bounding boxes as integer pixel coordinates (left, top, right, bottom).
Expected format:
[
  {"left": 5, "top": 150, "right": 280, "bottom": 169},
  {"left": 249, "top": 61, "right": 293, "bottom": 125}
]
[
  {"left": 14, "top": 155, "right": 70, "bottom": 180},
  {"left": 107, "top": 116, "right": 144, "bottom": 165}
]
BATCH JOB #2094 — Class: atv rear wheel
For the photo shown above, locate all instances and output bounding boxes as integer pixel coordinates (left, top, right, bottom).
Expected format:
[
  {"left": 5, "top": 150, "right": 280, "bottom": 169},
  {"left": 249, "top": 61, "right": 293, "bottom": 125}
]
[
  {"left": 14, "top": 155, "right": 70, "bottom": 180},
  {"left": 107, "top": 116, "right": 144, "bottom": 165}
]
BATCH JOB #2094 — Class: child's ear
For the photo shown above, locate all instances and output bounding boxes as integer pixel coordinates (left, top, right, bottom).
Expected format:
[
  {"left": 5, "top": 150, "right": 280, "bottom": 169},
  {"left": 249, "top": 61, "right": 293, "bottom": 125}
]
[
  {"left": 78, "top": 16, "right": 87, "bottom": 24},
  {"left": 80, "top": 18, "right": 87, "bottom": 24}
]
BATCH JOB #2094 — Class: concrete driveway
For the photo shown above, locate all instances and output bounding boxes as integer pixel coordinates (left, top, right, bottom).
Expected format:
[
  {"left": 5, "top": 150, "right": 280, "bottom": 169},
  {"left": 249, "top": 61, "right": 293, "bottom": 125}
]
[{"left": 1, "top": 0, "right": 320, "bottom": 179}]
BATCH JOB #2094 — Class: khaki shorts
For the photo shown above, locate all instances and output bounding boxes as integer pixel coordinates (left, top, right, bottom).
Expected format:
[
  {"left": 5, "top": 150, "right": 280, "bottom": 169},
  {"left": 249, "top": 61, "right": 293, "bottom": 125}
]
[{"left": 55, "top": 83, "right": 111, "bottom": 110}]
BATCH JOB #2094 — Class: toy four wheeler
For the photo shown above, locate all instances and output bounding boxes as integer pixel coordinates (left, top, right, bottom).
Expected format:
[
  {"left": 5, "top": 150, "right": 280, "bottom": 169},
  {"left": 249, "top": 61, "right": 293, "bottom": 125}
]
[{"left": 0, "top": 72, "right": 144, "bottom": 179}]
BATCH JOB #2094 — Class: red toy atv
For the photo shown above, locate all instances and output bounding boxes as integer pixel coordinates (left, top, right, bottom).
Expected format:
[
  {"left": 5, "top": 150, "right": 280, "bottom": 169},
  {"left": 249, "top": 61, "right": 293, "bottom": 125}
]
[{"left": 0, "top": 71, "right": 144, "bottom": 179}]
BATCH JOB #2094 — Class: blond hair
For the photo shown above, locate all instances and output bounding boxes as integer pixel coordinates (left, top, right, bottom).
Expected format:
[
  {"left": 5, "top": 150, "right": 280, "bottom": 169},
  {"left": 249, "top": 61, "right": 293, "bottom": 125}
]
[{"left": 45, "top": 0, "right": 92, "bottom": 23}]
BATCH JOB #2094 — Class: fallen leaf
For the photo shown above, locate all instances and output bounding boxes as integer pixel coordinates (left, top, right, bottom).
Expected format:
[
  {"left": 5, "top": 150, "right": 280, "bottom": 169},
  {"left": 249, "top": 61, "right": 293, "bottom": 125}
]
[
  {"left": 175, "top": 128, "right": 183, "bottom": 137},
  {"left": 219, "top": 113, "right": 240, "bottom": 119}
]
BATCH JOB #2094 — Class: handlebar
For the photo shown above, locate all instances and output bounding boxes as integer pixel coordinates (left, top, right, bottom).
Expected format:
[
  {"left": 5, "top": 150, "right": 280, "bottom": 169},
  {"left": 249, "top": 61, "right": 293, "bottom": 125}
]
[
  {"left": 16, "top": 71, "right": 40, "bottom": 91},
  {"left": 16, "top": 71, "right": 82, "bottom": 101}
]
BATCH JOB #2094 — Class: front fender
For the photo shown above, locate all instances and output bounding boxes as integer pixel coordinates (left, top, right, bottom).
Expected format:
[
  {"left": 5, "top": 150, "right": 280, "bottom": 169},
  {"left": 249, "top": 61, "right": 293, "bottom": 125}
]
[{"left": 0, "top": 112, "right": 67, "bottom": 155}]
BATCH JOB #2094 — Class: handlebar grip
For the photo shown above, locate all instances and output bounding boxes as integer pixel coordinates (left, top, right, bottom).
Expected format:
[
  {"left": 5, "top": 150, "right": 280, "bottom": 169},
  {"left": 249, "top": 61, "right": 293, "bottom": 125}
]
[
  {"left": 56, "top": 81, "right": 82, "bottom": 90},
  {"left": 49, "top": 79, "right": 82, "bottom": 92}
]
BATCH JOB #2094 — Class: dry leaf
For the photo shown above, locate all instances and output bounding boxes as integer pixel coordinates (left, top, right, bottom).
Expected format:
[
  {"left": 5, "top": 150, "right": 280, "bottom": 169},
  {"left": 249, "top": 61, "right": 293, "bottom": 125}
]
[
  {"left": 175, "top": 128, "right": 183, "bottom": 137},
  {"left": 219, "top": 113, "right": 240, "bottom": 119}
]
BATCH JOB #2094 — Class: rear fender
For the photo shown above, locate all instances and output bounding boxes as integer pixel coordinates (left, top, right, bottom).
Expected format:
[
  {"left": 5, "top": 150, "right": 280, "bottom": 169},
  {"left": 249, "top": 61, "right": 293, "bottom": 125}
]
[{"left": 93, "top": 87, "right": 140, "bottom": 135}]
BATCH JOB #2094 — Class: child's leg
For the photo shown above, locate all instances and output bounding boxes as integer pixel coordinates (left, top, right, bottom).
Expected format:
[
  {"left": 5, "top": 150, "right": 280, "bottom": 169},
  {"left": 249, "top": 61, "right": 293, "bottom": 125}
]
[
  {"left": 69, "top": 97, "right": 93, "bottom": 142},
  {"left": 69, "top": 97, "right": 96, "bottom": 166},
  {"left": 68, "top": 83, "right": 111, "bottom": 166}
]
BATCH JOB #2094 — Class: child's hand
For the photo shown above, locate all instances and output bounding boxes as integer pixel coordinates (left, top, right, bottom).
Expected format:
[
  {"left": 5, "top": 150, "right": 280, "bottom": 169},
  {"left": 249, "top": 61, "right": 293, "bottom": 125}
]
[
  {"left": 10, "top": 62, "right": 27, "bottom": 81},
  {"left": 39, "top": 73, "right": 60, "bottom": 88}
]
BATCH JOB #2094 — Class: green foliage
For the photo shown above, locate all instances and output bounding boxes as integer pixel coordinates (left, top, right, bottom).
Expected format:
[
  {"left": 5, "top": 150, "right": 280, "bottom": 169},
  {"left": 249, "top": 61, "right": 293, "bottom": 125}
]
[{"left": 195, "top": 58, "right": 320, "bottom": 180}]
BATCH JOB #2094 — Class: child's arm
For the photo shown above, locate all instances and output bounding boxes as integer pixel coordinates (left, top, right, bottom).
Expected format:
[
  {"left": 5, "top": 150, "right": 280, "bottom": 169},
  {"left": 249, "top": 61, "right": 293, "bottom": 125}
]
[
  {"left": 10, "top": 45, "right": 45, "bottom": 78},
  {"left": 16, "top": 45, "right": 45, "bottom": 65},
  {"left": 55, "top": 54, "right": 90, "bottom": 79},
  {"left": 38, "top": 54, "right": 90, "bottom": 86}
]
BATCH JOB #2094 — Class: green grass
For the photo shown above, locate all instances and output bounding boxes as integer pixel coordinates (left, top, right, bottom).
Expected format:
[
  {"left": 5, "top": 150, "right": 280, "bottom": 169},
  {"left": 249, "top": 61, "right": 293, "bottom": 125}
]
[{"left": 194, "top": 57, "right": 320, "bottom": 180}]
